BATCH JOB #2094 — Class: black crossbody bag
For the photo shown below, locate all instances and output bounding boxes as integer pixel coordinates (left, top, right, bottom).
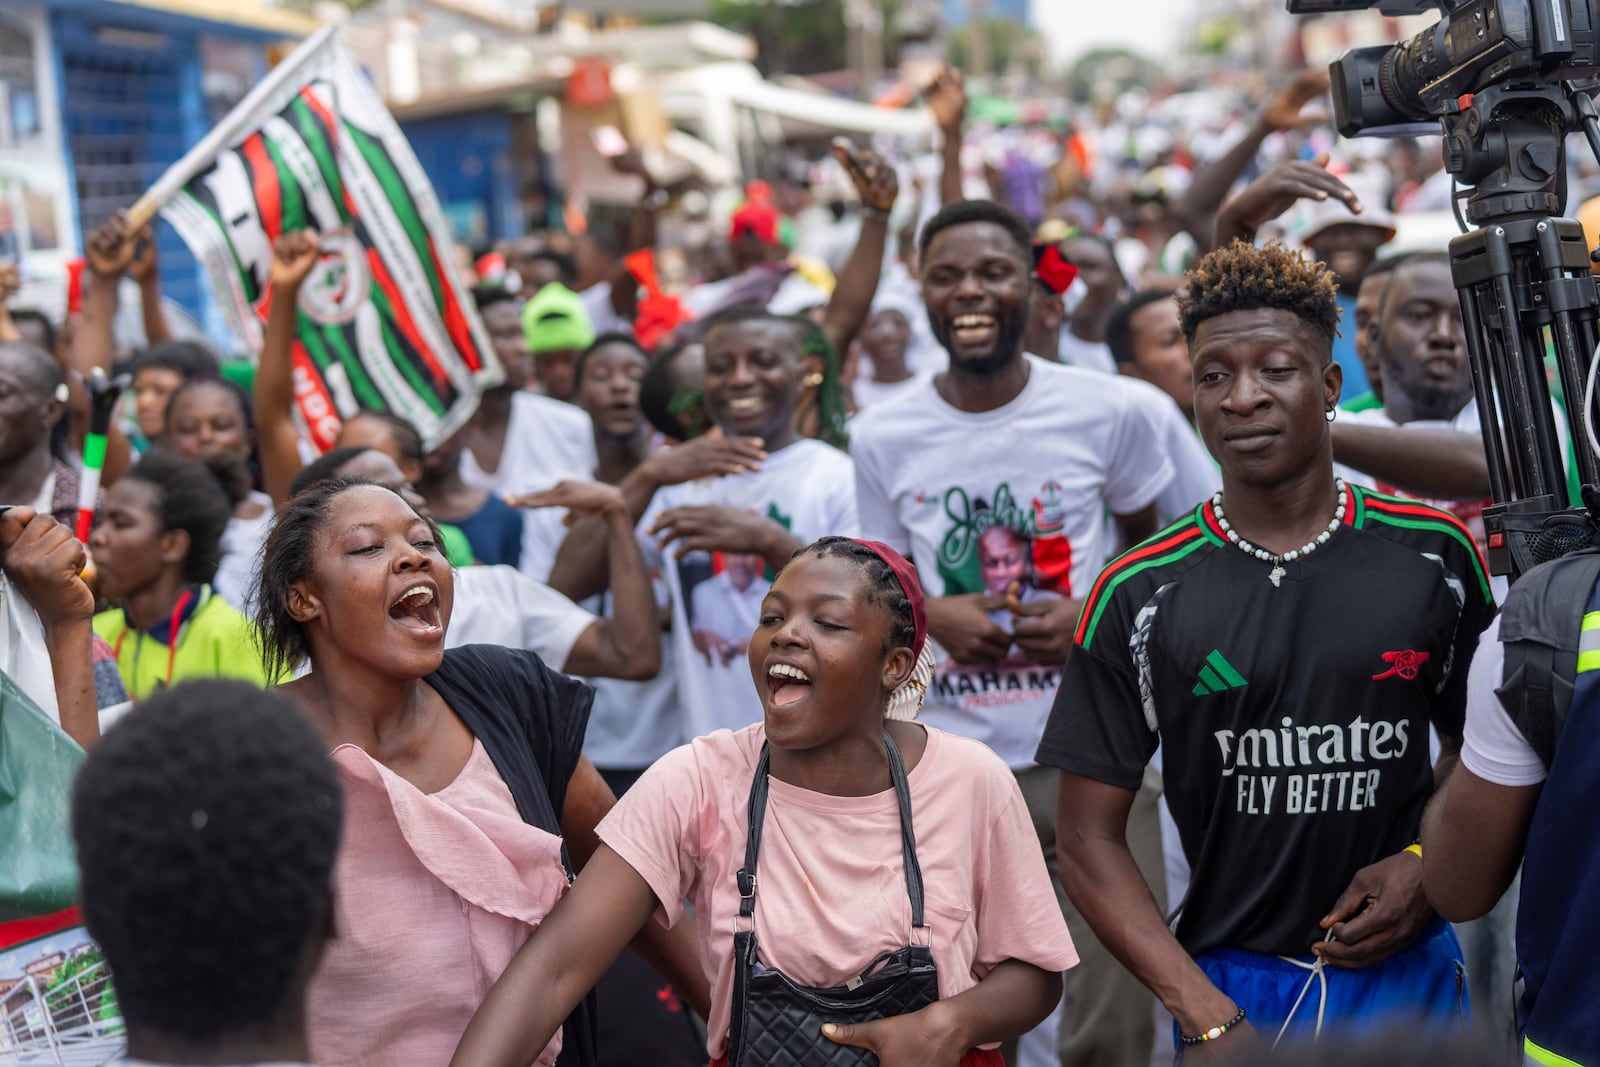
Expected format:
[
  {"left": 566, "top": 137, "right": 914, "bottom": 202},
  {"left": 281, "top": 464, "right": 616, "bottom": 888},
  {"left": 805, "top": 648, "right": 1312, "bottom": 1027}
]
[{"left": 725, "top": 731, "right": 940, "bottom": 1067}]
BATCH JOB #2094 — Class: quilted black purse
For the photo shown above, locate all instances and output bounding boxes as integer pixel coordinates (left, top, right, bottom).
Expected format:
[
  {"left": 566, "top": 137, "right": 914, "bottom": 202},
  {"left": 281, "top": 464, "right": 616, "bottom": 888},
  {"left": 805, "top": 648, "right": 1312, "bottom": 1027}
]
[{"left": 725, "top": 731, "right": 939, "bottom": 1067}]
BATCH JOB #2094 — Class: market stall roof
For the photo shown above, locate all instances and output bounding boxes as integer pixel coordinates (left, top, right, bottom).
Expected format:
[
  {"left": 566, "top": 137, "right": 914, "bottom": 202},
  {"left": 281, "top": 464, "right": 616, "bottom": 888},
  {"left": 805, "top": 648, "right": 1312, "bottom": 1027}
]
[
  {"left": 657, "top": 63, "right": 935, "bottom": 140},
  {"left": 110, "top": 0, "right": 319, "bottom": 37}
]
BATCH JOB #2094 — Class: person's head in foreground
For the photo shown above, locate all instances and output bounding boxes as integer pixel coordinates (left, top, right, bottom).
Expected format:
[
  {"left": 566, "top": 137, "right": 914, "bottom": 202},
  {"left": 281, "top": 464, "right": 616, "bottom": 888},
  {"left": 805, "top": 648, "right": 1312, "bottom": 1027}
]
[
  {"left": 1176, "top": 240, "right": 1342, "bottom": 493},
  {"left": 257, "top": 477, "right": 451, "bottom": 682},
  {"left": 72, "top": 681, "right": 342, "bottom": 1065},
  {"left": 699, "top": 307, "right": 811, "bottom": 450}
]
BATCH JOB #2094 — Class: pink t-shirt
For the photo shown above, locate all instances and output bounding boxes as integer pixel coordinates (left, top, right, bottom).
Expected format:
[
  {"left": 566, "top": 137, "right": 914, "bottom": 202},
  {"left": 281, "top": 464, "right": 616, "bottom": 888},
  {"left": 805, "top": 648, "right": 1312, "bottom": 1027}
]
[
  {"left": 597, "top": 724, "right": 1078, "bottom": 1058},
  {"left": 307, "top": 740, "right": 571, "bottom": 1066}
]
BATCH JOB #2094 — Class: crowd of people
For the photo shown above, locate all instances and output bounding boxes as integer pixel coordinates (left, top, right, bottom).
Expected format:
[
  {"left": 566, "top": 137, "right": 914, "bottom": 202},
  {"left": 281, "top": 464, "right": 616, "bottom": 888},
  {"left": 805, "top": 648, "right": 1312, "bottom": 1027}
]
[{"left": 3, "top": 57, "right": 1598, "bottom": 1067}]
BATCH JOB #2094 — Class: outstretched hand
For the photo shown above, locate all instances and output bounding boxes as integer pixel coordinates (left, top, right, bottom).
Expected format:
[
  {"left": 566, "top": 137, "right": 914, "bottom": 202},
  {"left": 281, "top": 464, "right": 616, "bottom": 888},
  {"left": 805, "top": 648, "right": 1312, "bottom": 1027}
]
[
  {"left": 926, "top": 593, "right": 1012, "bottom": 665},
  {"left": 1216, "top": 153, "right": 1361, "bottom": 244},
  {"left": 641, "top": 431, "right": 767, "bottom": 488},
  {"left": 506, "top": 481, "right": 628, "bottom": 525}
]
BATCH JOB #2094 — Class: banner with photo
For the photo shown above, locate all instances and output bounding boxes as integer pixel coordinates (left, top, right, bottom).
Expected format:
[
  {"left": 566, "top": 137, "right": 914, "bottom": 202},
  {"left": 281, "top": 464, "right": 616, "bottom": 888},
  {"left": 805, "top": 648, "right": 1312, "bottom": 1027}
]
[{"left": 148, "top": 27, "right": 501, "bottom": 452}]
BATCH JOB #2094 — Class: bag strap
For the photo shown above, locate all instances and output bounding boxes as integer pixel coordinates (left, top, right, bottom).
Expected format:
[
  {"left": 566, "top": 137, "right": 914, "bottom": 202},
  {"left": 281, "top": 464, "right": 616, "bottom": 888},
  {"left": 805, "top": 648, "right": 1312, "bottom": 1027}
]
[
  {"left": 1498, "top": 550, "right": 1600, "bottom": 768},
  {"left": 736, "top": 730, "right": 926, "bottom": 932}
]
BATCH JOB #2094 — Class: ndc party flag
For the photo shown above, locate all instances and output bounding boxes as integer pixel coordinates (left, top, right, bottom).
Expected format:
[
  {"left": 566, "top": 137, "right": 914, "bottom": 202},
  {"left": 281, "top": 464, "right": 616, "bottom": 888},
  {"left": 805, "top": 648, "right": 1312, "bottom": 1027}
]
[{"left": 137, "top": 26, "right": 501, "bottom": 451}]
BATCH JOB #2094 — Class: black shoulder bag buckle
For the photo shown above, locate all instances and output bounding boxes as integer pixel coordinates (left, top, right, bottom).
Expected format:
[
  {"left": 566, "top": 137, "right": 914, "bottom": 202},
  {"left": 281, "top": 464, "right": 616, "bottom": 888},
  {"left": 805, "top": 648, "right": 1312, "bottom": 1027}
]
[{"left": 725, "top": 730, "right": 939, "bottom": 1066}]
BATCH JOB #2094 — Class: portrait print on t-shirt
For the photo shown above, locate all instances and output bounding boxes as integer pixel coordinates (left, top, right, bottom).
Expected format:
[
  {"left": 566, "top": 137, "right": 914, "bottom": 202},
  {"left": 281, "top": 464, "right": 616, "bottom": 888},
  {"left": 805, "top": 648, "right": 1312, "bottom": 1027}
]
[
  {"left": 938, "top": 481, "right": 1073, "bottom": 669},
  {"left": 684, "top": 550, "right": 766, "bottom": 668}
]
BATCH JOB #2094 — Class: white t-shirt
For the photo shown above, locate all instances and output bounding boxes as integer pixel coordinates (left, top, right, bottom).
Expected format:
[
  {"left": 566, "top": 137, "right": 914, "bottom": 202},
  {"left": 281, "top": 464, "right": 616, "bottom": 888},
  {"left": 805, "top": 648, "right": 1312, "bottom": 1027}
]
[
  {"left": 444, "top": 564, "right": 594, "bottom": 672},
  {"left": 851, "top": 357, "right": 1175, "bottom": 767},
  {"left": 214, "top": 490, "right": 275, "bottom": 614},
  {"left": 1459, "top": 615, "right": 1549, "bottom": 787},
  {"left": 642, "top": 438, "right": 859, "bottom": 739},
  {"left": 460, "top": 391, "right": 598, "bottom": 496},
  {"left": 1057, "top": 329, "right": 1117, "bottom": 375},
  {"left": 580, "top": 281, "right": 632, "bottom": 337},
  {"left": 521, "top": 504, "right": 682, "bottom": 770},
  {"left": 852, "top": 372, "right": 931, "bottom": 413}
]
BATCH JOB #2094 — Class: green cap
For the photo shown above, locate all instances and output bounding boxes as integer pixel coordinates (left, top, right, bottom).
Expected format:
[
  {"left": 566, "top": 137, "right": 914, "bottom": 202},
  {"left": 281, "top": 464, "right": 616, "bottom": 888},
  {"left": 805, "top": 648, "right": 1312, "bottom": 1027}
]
[{"left": 521, "top": 282, "right": 596, "bottom": 354}]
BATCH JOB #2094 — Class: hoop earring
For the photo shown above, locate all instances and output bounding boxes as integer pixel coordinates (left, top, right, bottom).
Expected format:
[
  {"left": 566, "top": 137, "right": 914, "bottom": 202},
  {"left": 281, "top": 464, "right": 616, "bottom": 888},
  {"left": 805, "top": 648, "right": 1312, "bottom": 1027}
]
[{"left": 1325, "top": 407, "right": 1338, "bottom": 422}]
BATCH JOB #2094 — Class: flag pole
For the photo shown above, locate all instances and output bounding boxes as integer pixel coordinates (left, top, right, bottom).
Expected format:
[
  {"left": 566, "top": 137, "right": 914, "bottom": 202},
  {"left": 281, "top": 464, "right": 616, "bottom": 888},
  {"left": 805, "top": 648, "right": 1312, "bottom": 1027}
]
[{"left": 124, "top": 24, "right": 342, "bottom": 233}]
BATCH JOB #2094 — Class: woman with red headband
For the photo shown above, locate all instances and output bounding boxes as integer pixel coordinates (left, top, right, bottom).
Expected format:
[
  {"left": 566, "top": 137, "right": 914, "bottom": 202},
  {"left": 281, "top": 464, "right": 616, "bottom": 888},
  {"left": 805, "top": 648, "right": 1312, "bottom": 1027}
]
[{"left": 451, "top": 535, "right": 1076, "bottom": 1067}]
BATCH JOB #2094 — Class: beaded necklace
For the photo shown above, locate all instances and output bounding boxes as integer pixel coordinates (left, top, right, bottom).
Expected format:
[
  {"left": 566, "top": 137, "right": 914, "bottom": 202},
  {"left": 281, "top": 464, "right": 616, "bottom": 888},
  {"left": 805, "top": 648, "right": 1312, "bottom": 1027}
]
[{"left": 1212, "top": 479, "right": 1347, "bottom": 588}]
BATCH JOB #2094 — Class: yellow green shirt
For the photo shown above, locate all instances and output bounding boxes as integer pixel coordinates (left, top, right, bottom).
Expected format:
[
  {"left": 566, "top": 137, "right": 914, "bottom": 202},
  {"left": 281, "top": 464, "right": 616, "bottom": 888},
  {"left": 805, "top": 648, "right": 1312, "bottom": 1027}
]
[{"left": 93, "top": 586, "right": 275, "bottom": 702}]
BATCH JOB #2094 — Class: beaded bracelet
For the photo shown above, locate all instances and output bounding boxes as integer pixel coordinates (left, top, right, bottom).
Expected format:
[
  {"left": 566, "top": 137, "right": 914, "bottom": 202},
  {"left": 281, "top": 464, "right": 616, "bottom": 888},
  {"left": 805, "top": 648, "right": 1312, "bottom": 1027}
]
[{"left": 1179, "top": 1007, "right": 1247, "bottom": 1046}]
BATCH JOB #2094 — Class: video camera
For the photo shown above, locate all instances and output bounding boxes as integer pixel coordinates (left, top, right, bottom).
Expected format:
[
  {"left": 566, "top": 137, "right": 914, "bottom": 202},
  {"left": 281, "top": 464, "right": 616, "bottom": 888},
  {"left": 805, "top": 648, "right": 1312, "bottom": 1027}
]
[
  {"left": 1290, "top": 0, "right": 1600, "bottom": 137},
  {"left": 1289, "top": 0, "right": 1600, "bottom": 578}
]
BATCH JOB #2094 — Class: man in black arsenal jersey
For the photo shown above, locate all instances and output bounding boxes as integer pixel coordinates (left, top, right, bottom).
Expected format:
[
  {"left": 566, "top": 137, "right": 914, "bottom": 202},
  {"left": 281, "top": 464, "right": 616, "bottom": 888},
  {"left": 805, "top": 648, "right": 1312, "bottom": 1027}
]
[{"left": 1036, "top": 241, "right": 1495, "bottom": 1057}]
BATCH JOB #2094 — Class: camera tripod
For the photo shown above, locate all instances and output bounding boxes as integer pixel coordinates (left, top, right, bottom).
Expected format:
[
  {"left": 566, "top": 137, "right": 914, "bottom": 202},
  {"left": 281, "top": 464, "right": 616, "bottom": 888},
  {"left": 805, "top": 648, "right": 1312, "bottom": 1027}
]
[{"left": 1441, "top": 79, "right": 1600, "bottom": 577}]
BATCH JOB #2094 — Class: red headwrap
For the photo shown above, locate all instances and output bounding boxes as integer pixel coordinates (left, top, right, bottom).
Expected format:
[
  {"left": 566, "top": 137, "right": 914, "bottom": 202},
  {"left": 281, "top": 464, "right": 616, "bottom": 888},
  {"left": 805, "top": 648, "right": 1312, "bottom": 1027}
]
[
  {"left": 1033, "top": 243, "right": 1079, "bottom": 295},
  {"left": 850, "top": 539, "right": 927, "bottom": 662}
]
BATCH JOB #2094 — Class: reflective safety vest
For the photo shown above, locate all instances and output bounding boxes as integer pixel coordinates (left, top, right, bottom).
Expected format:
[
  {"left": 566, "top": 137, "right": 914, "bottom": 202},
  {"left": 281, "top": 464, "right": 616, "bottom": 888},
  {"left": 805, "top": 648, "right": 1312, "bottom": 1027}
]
[{"left": 1499, "top": 549, "right": 1600, "bottom": 1067}]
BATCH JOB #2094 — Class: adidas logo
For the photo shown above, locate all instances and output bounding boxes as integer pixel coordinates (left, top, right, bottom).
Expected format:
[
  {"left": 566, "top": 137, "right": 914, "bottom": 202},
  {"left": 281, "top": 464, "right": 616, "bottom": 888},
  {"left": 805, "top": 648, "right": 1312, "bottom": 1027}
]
[{"left": 1192, "top": 649, "right": 1248, "bottom": 696}]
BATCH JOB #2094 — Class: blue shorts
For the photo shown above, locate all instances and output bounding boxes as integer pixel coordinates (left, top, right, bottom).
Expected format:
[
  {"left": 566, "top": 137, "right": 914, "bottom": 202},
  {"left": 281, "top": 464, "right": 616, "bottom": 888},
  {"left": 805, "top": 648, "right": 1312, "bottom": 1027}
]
[{"left": 1175, "top": 918, "right": 1469, "bottom": 1057}]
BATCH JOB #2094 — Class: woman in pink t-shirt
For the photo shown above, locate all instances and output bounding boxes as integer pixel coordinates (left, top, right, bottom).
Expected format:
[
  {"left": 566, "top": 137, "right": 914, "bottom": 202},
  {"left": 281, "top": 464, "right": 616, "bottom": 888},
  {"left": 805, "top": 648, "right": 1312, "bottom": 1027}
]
[{"left": 452, "top": 536, "right": 1077, "bottom": 1067}]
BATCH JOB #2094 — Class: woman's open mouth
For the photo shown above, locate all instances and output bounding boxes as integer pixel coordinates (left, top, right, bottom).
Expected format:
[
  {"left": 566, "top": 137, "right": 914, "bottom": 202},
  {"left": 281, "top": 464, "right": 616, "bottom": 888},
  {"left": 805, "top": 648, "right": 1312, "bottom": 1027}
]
[
  {"left": 388, "top": 583, "right": 443, "bottom": 638},
  {"left": 766, "top": 662, "right": 813, "bottom": 708}
]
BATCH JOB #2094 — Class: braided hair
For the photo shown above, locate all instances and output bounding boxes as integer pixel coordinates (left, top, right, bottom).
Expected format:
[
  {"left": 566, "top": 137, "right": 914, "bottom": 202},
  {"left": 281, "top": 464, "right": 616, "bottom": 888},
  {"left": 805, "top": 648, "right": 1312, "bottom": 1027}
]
[
  {"left": 71, "top": 681, "right": 342, "bottom": 1042},
  {"left": 783, "top": 536, "right": 932, "bottom": 719}
]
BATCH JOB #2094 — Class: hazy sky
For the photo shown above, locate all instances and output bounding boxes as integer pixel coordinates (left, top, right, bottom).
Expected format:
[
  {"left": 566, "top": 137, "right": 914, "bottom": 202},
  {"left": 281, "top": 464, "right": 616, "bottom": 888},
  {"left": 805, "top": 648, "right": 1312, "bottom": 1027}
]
[{"left": 1033, "top": 0, "right": 1185, "bottom": 66}]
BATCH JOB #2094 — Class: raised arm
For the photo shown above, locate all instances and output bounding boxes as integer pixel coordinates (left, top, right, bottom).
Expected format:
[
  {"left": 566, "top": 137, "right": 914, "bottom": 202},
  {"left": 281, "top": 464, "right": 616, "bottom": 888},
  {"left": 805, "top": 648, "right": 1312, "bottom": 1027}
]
[
  {"left": 1331, "top": 421, "right": 1492, "bottom": 500},
  {"left": 127, "top": 228, "right": 173, "bottom": 346},
  {"left": 73, "top": 211, "right": 142, "bottom": 380},
  {"left": 1214, "top": 153, "right": 1360, "bottom": 251},
  {"left": 822, "top": 145, "right": 899, "bottom": 357},
  {"left": 256, "top": 231, "right": 321, "bottom": 506},
  {"left": 518, "top": 481, "right": 663, "bottom": 682},
  {"left": 0, "top": 263, "right": 22, "bottom": 343},
  {"left": 450, "top": 842, "right": 663, "bottom": 1067},
  {"left": 1174, "top": 70, "right": 1331, "bottom": 255},
  {"left": 531, "top": 433, "right": 767, "bottom": 602},
  {"left": 0, "top": 509, "right": 100, "bottom": 750},
  {"left": 928, "top": 66, "right": 967, "bottom": 208}
]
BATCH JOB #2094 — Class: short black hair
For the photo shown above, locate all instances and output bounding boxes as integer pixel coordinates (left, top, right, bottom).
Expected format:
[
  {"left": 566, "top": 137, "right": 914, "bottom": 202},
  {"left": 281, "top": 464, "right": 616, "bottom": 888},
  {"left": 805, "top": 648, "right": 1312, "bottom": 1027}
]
[
  {"left": 575, "top": 331, "right": 649, "bottom": 386},
  {"left": 1364, "top": 253, "right": 1408, "bottom": 283},
  {"left": 1375, "top": 251, "right": 1452, "bottom": 321},
  {"left": 919, "top": 199, "right": 1033, "bottom": 265},
  {"left": 787, "top": 536, "right": 914, "bottom": 652},
  {"left": 345, "top": 410, "right": 424, "bottom": 465},
  {"left": 1106, "top": 290, "right": 1179, "bottom": 365},
  {"left": 73, "top": 681, "right": 341, "bottom": 1043},
  {"left": 531, "top": 249, "right": 579, "bottom": 287},
  {"left": 288, "top": 446, "right": 374, "bottom": 500},
  {"left": 122, "top": 450, "right": 234, "bottom": 585},
  {"left": 134, "top": 339, "right": 222, "bottom": 381},
  {"left": 1176, "top": 239, "right": 1339, "bottom": 350},
  {"left": 255, "top": 477, "right": 434, "bottom": 678},
  {"left": 9, "top": 308, "right": 56, "bottom": 353}
]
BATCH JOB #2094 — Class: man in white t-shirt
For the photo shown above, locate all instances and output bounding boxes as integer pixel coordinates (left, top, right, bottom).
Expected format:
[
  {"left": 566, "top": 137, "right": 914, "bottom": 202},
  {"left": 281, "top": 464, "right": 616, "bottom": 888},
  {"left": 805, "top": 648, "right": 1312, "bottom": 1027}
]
[
  {"left": 638, "top": 309, "right": 858, "bottom": 740},
  {"left": 851, "top": 198, "right": 1174, "bottom": 1067}
]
